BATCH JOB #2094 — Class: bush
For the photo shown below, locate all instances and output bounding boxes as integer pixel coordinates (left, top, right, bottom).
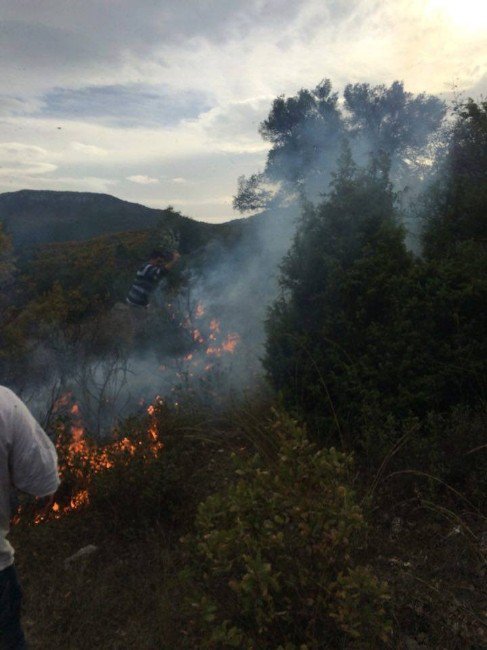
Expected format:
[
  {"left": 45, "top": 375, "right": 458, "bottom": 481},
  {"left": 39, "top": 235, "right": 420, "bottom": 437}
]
[
  {"left": 33, "top": 400, "right": 209, "bottom": 537},
  {"left": 87, "top": 405, "right": 210, "bottom": 535},
  {"left": 264, "top": 137, "right": 487, "bottom": 472},
  {"left": 181, "top": 412, "right": 391, "bottom": 648},
  {"left": 386, "top": 406, "right": 487, "bottom": 508}
]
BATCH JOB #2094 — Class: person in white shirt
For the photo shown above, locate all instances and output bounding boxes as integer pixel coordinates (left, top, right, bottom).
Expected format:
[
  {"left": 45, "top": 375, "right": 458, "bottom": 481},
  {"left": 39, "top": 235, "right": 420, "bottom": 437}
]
[{"left": 0, "top": 386, "right": 60, "bottom": 649}]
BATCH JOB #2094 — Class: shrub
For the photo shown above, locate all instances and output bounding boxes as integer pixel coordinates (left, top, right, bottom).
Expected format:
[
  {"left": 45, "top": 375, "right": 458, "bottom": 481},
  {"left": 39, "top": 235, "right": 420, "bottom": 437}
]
[
  {"left": 386, "top": 405, "right": 487, "bottom": 508},
  {"left": 181, "top": 412, "right": 391, "bottom": 648},
  {"left": 88, "top": 405, "right": 209, "bottom": 535},
  {"left": 264, "top": 136, "right": 487, "bottom": 469}
]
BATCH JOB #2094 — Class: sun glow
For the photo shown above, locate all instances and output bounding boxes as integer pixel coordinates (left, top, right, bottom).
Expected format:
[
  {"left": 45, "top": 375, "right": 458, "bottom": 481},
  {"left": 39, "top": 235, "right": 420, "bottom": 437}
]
[{"left": 428, "top": 0, "right": 487, "bottom": 32}]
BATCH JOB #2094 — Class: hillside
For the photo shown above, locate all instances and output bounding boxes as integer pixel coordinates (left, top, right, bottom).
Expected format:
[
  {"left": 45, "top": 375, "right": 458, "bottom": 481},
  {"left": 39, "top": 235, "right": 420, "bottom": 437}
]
[
  {"left": 2, "top": 97, "right": 486, "bottom": 649},
  {"left": 0, "top": 190, "right": 244, "bottom": 252}
]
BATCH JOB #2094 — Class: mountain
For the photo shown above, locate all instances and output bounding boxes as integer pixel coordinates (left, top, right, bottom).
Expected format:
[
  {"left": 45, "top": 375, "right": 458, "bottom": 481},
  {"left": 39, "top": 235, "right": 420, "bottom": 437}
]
[{"left": 0, "top": 190, "right": 245, "bottom": 253}]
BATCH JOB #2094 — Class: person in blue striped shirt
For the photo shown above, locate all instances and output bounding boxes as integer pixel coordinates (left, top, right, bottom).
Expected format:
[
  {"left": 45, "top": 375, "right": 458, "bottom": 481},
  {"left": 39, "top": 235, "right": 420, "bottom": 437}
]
[{"left": 126, "top": 248, "right": 180, "bottom": 308}]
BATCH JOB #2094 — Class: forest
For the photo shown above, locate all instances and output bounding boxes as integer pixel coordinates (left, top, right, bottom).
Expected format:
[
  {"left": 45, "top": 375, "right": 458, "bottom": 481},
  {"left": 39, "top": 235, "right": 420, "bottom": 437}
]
[{"left": 2, "top": 80, "right": 486, "bottom": 648}]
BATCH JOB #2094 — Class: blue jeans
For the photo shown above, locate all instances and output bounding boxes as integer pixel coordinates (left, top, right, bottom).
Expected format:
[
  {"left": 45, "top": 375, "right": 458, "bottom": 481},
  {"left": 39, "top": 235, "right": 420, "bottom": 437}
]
[{"left": 0, "top": 565, "right": 27, "bottom": 650}]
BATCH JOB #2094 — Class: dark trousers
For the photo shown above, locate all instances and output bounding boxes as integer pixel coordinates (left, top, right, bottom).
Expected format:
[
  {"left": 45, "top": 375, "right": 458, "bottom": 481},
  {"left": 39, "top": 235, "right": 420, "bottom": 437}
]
[{"left": 0, "top": 565, "right": 27, "bottom": 650}]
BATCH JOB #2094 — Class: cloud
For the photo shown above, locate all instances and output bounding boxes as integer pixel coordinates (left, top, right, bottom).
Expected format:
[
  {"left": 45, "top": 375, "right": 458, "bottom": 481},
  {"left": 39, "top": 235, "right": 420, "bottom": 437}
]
[
  {"left": 70, "top": 142, "right": 108, "bottom": 156},
  {"left": 0, "top": 19, "right": 107, "bottom": 74},
  {"left": 0, "top": 142, "right": 49, "bottom": 160},
  {"left": 0, "top": 163, "right": 57, "bottom": 177},
  {"left": 0, "top": 142, "right": 57, "bottom": 177},
  {"left": 0, "top": 0, "right": 485, "bottom": 222},
  {"left": 127, "top": 175, "right": 159, "bottom": 185},
  {"left": 0, "top": 173, "right": 117, "bottom": 194},
  {"left": 1, "top": 1, "right": 485, "bottom": 102},
  {"left": 0, "top": 95, "right": 43, "bottom": 116},
  {"left": 143, "top": 195, "right": 235, "bottom": 223},
  {"left": 40, "top": 84, "right": 212, "bottom": 127},
  {"left": 0, "top": 1, "right": 303, "bottom": 96},
  {"left": 196, "top": 98, "right": 273, "bottom": 153}
]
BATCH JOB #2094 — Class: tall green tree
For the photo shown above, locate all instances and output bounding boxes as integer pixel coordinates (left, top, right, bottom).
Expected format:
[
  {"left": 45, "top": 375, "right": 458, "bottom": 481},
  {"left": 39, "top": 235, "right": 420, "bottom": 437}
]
[
  {"left": 264, "top": 148, "right": 415, "bottom": 435},
  {"left": 264, "top": 138, "right": 486, "bottom": 446},
  {"left": 422, "top": 99, "right": 487, "bottom": 257},
  {"left": 234, "top": 80, "right": 445, "bottom": 213},
  {"left": 344, "top": 81, "right": 445, "bottom": 164}
]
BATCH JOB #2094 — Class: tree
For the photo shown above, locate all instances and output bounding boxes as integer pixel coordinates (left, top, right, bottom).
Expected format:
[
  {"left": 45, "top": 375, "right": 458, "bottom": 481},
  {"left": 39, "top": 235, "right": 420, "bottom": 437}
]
[
  {"left": 421, "top": 99, "right": 487, "bottom": 257},
  {"left": 234, "top": 79, "right": 344, "bottom": 212},
  {"left": 264, "top": 136, "right": 487, "bottom": 448},
  {"left": 0, "top": 223, "right": 15, "bottom": 292},
  {"left": 0, "top": 224, "right": 19, "bottom": 375},
  {"left": 233, "top": 173, "right": 275, "bottom": 213},
  {"left": 233, "top": 80, "right": 445, "bottom": 213},
  {"left": 264, "top": 147, "right": 415, "bottom": 436},
  {"left": 343, "top": 81, "right": 445, "bottom": 164}
]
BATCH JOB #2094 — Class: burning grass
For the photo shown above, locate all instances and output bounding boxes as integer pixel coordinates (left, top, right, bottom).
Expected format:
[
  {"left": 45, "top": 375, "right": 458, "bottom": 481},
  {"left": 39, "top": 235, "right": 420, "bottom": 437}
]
[
  {"left": 13, "top": 297, "right": 246, "bottom": 529},
  {"left": 10, "top": 399, "right": 487, "bottom": 649},
  {"left": 13, "top": 396, "right": 166, "bottom": 527}
]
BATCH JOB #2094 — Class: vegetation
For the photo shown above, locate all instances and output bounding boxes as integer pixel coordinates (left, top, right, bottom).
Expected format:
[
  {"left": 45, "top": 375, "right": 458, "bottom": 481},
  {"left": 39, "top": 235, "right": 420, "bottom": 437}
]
[
  {"left": 10, "top": 399, "right": 486, "bottom": 649},
  {"left": 3, "top": 87, "right": 486, "bottom": 649},
  {"left": 181, "top": 412, "right": 391, "bottom": 648},
  {"left": 264, "top": 102, "right": 487, "bottom": 490},
  {"left": 0, "top": 190, "right": 221, "bottom": 249},
  {"left": 234, "top": 80, "right": 445, "bottom": 212}
]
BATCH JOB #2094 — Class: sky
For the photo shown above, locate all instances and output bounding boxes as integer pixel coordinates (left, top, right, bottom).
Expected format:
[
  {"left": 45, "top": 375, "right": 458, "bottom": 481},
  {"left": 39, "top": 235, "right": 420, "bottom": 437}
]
[{"left": 0, "top": 0, "right": 485, "bottom": 223}]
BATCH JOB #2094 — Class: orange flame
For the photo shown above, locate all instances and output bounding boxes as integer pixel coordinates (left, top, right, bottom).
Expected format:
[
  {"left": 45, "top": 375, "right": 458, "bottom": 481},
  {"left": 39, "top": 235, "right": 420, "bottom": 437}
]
[
  {"left": 206, "top": 332, "right": 240, "bottom": 357},
  {"left": 24, "top": 397, "right": 164, "bottom": 526},
  {"left": 195, "top": 303, "right": 205, "bottom": 318}
]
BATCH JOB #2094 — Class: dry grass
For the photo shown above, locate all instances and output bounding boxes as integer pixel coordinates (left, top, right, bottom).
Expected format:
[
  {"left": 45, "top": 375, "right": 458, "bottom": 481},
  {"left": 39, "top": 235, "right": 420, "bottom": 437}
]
[
  {"left": 368, "top": 496, "right": 487, "bottom": 649},
  {"left": 12, "top": 515, "right": 188, "bottom": 649},
  {"left": 8, "top": 399, "right": 487, "bottom": 649}
]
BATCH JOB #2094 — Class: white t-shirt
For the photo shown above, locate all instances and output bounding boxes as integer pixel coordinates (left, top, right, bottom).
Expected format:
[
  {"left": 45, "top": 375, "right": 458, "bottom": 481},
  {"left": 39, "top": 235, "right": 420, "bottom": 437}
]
[{"left": 0, "top": 386, "right": 60, "bottom": 570}]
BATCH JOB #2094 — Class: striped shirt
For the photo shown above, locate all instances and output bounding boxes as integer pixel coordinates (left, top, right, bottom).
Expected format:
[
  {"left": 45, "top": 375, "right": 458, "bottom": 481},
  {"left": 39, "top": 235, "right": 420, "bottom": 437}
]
[{"left": 126, "top": 263, "right": 167, "bottom": 307}]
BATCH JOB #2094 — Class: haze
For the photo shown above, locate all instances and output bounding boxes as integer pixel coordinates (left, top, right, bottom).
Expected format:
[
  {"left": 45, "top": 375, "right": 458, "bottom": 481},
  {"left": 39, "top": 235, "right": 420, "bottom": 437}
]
[{"left": 0, "top": 0, "right": 485, "bottom": 222}]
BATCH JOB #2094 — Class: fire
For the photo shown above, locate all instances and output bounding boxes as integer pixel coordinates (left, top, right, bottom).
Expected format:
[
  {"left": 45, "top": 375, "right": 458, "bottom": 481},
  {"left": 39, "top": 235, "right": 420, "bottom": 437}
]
[
  {"left": 191, "top": 328, "right": 205, "bottom": 344},
  {"left": 53, "top": 392, "right": 72, "bottom": 411},
  {"left": 70, "top": 490, "right": 89, "bottom": 510},
  {"left": 15, "top": 299, "right": 243, "bottom": 527},
  {"left": 182, "top": 303, "right": 241, "bottom": 362},
  {"left": 221, "top": 333, "right": 240, "bottom": 353},
  {"left": 209, "top": 319, "right": 220, "bottom": 332},
  {"left": 18, "top": 396, "right": 165, "bottom": 526},
  {"left": 206, "top": 333, "right": 240, "bottom": 357}
]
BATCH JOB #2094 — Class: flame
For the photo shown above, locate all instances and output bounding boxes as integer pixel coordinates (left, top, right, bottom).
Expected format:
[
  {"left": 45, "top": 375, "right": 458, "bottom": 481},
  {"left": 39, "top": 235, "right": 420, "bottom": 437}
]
[
  {"left": 53, "top": 391, "right": 72, "bottom": 411},
  {"left": 181, "top": 306, "right": 241, "bottom": 363},
  {"left": 17, "top": 299, "right": 244, "bottom": 528},
  {"left": 195, "top": 303, "right": 205, "bottom": 318},
  {"left": 191, "top": 329, "right": 205, "bottom": 344},
  {"left": 209, "top": 319, "right": 220, "bottom": 333},
  {"left": 221, "top": 333, "right": 240, "bottom": 353},
  {"left": 206, "top": 332, "right": 240, "bottom": 357},
  {"left": 19, "top": 396, "right": 165, "bottom": 526}
]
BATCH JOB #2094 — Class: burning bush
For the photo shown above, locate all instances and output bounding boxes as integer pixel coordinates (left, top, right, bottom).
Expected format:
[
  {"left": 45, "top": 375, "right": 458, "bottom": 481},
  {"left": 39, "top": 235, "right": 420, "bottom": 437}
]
[
  {"left": 181, "top": 412, "right": 391, "bottom": 648},
  {"left": 12, "top": 397, "right": 166, "bottom": 528}
]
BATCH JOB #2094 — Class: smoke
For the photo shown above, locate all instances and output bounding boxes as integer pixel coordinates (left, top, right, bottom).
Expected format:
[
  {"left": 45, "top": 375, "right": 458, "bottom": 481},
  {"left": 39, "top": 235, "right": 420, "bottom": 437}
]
[{"left": 7, "top": 80, "right": 449, "bottom": 433}]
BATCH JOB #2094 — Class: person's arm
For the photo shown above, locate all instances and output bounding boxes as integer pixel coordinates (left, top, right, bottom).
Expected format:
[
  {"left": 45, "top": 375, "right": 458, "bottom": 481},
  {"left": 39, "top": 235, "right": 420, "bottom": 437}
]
[
  {"left": 163, "top": 252, "right": 180, "bottom": 271},
  {"left": 9, "top": 392, "right": 60, "bottom": 498},
  {"left": 151, "top": 265, "right": 167, "bottom": 280}
]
